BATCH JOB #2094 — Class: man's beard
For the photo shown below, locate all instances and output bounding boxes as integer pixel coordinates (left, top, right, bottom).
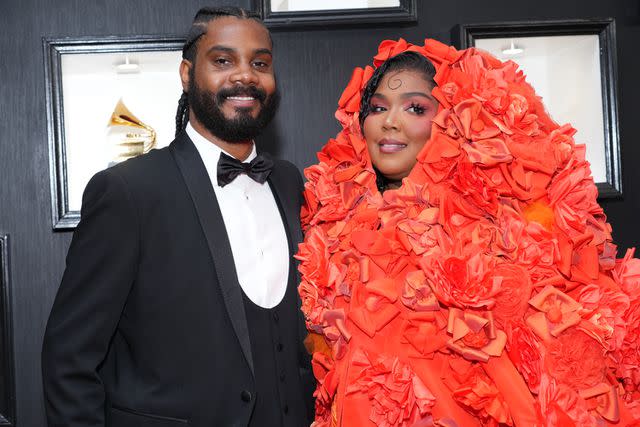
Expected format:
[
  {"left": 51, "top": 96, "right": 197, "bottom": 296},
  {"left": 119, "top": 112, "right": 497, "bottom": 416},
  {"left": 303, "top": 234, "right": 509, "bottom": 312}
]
[{"left": 187, "top": 75, "right": 279, "bottom": 143}]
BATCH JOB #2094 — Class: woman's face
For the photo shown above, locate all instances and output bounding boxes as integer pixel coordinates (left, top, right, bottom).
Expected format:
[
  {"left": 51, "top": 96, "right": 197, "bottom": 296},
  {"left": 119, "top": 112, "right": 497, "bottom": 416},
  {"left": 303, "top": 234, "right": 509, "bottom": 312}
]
[{"left": 363, "top": 69, "right": 438, "bottom": 183}]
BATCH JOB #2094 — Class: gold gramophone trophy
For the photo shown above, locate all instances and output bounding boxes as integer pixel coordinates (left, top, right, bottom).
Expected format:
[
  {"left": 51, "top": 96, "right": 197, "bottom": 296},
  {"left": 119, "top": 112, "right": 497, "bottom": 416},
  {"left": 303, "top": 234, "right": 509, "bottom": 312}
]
[{"left": 106, "top": 98, "right": 157, "bottom": 166}]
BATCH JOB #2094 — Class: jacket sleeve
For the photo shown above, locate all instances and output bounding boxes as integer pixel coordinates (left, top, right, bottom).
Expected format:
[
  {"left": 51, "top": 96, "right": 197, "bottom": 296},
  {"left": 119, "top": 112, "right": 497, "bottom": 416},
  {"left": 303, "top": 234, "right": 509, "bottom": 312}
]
[{"left": 42, "top": 168, "right": 140, "bottom": 426}]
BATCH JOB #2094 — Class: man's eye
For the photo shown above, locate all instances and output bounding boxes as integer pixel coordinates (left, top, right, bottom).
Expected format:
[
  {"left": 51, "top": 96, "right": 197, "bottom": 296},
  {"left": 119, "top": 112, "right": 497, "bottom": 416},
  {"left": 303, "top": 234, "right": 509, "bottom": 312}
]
[
  {"left": 253, "top": 61, "right": 269, "bottom": 68},
  {"left": 214, "top": 58, "right": 231, "bottom": 65}
]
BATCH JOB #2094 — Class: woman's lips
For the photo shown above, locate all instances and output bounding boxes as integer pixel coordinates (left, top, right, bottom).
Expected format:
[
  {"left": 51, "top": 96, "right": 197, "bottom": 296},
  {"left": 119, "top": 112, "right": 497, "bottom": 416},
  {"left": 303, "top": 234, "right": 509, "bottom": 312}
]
[{"left": 378, "top": 139, "right": 407, "bottom": 153}]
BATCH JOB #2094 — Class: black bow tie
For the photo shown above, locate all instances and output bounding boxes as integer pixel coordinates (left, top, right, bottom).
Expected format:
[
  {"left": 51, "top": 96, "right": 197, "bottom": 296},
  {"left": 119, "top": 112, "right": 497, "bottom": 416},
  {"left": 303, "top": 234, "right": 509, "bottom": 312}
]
[{"left": 217, "top": 151, "right": 274, "bottom": 187}]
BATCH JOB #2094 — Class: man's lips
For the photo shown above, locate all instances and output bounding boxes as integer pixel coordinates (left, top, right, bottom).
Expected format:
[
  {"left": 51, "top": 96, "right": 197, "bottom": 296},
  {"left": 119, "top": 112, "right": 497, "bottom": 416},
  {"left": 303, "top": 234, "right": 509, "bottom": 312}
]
[
  {"left": 378, "top": 138, "right": 407, "bottom": 153},
  {"left": 225, "top": 95, "right": 258, "bottom": 108}
]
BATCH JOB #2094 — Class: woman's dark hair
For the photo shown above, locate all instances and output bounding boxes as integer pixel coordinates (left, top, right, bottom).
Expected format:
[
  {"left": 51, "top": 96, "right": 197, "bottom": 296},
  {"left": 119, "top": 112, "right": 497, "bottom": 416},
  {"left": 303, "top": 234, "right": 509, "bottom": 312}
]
[
  {"left": 175, "top": 7, "right": 268, "bottom": 136},
  {"left": 359, "top": 51, "right": 436, "bottom": 130}
]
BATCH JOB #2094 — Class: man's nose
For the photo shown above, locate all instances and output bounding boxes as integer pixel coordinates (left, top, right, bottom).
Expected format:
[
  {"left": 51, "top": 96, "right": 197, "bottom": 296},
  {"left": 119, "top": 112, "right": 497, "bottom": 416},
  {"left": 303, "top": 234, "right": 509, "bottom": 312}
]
[{"left": 230, "top": 62, "right": 259, "bottom": 86}]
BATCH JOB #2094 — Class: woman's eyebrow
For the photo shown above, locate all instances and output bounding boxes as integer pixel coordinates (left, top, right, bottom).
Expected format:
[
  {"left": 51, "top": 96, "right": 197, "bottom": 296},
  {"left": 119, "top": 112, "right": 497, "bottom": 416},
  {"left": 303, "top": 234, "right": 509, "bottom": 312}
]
[{"left": 401, "top": 91, "right": 434, "bottom": 101}]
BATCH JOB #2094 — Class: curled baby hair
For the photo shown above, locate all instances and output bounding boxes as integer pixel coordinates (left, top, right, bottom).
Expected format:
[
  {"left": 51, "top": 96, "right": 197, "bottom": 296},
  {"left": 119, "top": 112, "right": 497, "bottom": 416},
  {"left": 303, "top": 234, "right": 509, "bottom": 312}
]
[{"left": 359, "top": 51, "right": 436, "bottom": 130}]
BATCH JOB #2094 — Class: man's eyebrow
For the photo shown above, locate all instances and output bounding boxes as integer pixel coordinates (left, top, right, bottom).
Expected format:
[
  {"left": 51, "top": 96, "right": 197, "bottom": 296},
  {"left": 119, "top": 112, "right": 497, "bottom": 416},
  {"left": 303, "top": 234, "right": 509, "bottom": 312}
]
[
  {"left": 206, "top": 45, "right": 235, "bottom": 55},
  {"left": 205, "top": 46, "right": 272, "bottom": 57},
  {"left": 254, "top": 48, "right": 272, "bottom": 56}
]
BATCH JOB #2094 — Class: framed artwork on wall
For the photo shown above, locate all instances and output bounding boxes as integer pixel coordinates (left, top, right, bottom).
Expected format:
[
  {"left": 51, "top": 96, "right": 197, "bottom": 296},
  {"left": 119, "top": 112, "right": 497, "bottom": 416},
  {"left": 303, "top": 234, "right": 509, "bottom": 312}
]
[
  {"left": 251, "top": 0, "right": 417, "bottom": 28},
  {"left": 457, "top": 19, "right": 622, "bottom": 199},
  {"left": 0, "top": 235, "right": 15, "bottom": 426},
  {"left": 43, "top": 36, "right": 185, "bottom": 230}
]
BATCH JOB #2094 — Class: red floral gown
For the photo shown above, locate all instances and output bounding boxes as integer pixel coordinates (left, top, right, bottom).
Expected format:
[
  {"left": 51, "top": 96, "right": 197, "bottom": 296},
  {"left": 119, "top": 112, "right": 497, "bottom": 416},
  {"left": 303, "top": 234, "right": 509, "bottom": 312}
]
[{"left": 297, "top": 38, "right": 640, "bottom": 427}]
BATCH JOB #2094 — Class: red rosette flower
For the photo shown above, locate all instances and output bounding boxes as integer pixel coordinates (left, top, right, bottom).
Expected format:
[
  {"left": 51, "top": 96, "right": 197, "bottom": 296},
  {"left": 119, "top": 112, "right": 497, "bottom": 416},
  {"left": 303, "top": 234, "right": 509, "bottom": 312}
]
[
  {"left": 446, "top": 357, "right": 513, "bottom": 426},
  {"left": 537, "top": 374, "right": 600, "bottom": 427},
  {"left": 545, "top": 327, "right": 608, "bottom": 391},
  {"left": 613, "top": 249, "right": 640, "bottom": 411},
  {"left": 446, "top": 308, "right": 507, "bottom": 363},
  {"left": 421, "top": 252, "right": 500, "bottom": 309},
  {"left": 346, "top": 349, "right": 436, "bottom": 427},
  {"left": 422, "top": 38, "right": 463, "bottom": 66},
  {"left": 450, "top": 159, "right": 500, "bottom": 218},
  {"left": 401, "top": 270, "right": 440, "bottom": 312},
  {"left": 296, "top": 227, "right": 335, "bottom": 327},
  {"left": 548, "top": 146, "right": 609, "bottom": 243},
  {"left": 335, "top": 65, "right": 375, "bottom": 132},
  {"left": 373, "top": 38, "right": 412, "bottom": 67},
  {"left": 491, "top": 263, "right": 533, "bottom": 328},
  {"left": 526, "top": 286, "right": 582, "bottom": 342},
  {"left": 614, "top": 248, "right": 640, "bottom": 302},
  {"left": 311, "top": 351, "right": 338, "bottom": 425},
  {"left": 614, "top": 302, "right": 640, "bottom": 413},
  {"left": 574, "top": 283, "right": 630, "bottom": 351},
  {"left": 505, "top": 323, "right": 542, "bottom": 393},
  {"left": 348, "top": 277, "right": 400, "bottom": 338}
]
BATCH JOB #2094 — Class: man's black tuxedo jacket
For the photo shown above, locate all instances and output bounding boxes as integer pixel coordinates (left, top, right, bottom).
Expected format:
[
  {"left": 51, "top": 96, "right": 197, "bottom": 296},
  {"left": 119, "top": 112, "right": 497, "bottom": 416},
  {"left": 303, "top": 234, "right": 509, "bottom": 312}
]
[{"left": 42, "top": 132, "right": 313, "bottom": 426}]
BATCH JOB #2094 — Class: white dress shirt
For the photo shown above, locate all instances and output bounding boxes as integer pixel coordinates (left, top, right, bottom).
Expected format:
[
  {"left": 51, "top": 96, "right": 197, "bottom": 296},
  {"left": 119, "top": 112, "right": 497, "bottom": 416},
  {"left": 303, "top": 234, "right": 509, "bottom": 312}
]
[{"left": 187, "top": 123, "right": 289, "bottom": 308}]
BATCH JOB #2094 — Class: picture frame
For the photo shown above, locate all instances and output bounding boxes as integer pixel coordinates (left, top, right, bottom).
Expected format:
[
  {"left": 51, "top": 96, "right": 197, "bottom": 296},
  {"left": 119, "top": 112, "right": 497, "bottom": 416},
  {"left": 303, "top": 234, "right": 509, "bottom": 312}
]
[
  {"left": 457, "top": 19, "right": 622, "bottom": 199},
  {"left": 251, "top": 0, "right": 417, "bottom": 28},
  {"left": 43, "top": 35, "right": 185, "bottom": 230},
  {"left": 0, "top": 235, "right": 15, "bottom": 426}
]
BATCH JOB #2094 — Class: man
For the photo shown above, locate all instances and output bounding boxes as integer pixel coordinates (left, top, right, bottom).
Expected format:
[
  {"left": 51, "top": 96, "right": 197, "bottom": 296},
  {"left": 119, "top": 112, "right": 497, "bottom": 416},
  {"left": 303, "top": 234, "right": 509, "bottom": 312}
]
[{"left": 42, "top": 7, "right": 313, "bottom": 427}]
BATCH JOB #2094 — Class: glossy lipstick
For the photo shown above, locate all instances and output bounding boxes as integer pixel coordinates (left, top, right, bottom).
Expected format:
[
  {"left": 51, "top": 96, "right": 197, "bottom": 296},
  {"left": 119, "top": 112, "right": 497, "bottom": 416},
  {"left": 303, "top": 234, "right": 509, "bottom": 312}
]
[{"left": 378, "top": 138, "right": 407, "bottom": 153}]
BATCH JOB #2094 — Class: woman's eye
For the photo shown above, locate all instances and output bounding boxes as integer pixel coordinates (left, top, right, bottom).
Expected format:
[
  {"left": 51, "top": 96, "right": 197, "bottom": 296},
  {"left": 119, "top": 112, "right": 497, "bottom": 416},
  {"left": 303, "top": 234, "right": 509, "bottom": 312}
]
[
  {"left": 408, "top": 103, "right": 425, "bottom": 114},
  {"left": 371, "top": 105, "right": 386, "bottom": 113}
]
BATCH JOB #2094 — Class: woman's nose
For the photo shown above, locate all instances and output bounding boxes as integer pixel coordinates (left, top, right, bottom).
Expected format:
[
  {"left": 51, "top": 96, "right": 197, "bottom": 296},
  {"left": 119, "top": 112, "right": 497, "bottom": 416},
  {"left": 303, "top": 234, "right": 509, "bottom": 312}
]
[{"left": 382, "top": 110, "right": 400, "bottom": 131}]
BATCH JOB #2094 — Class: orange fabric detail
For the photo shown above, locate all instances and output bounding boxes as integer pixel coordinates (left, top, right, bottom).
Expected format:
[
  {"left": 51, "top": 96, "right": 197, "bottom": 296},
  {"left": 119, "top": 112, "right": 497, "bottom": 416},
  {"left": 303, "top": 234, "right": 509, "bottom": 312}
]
[{"left": 299, "top": 38, "right": 640, "bottom": 426}]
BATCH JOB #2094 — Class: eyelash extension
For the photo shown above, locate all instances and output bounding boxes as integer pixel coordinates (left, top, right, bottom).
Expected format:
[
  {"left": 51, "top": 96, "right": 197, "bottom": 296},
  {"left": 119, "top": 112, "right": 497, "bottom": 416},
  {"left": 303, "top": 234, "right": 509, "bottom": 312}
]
[{"left": 409, "top": 102, "right": 425, "bottom": 115}]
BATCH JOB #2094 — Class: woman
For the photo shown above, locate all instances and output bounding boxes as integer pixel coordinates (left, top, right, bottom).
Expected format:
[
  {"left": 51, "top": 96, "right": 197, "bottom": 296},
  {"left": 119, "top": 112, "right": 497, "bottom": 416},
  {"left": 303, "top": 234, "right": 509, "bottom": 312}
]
[{"left": 298, "top": 39, "right": 640, "bottom": 426}]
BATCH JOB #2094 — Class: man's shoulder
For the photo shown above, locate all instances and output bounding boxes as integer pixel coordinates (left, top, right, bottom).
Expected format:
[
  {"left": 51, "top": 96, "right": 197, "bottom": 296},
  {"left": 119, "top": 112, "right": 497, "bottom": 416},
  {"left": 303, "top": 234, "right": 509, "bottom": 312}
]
[
  {"left": 268, "top": 157, "right": 303, "bottom": 198},
  {"left": 273, "top": 158, "right": 299, "bottom": 175},
  {"left": 110, "top": 145, "right": 174, "bottom": 175},
  {"left": 92, "top": 144, "right": 179, "bottom": 197}
]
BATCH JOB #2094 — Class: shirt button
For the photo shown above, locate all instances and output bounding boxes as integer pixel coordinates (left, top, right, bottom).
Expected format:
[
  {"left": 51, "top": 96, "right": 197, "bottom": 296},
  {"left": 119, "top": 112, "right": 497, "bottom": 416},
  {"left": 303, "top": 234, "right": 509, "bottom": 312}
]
[
  {"left": 277, "top": 343, "right": 284, "bottom": 352},
  {"left": 240, "top": 390, "right": 252, "bottom": 402},
  {"left": 273, "top": 312, "right": 279, "bottom": 322},
  {"left": 283, "top": 404, "right": 289, "bottom": 414},
  {"left": 279, "top": 372, "right": 286, "bottom": 382}
]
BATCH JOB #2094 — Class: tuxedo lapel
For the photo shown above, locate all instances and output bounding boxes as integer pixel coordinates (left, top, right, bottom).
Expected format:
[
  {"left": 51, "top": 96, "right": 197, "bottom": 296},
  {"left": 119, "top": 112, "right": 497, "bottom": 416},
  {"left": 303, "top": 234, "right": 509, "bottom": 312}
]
[
  {"left": 267, "top": 162, "right": 303, "bottom": 253},
  {"left": 170, "top": 133, "right": 254, "bottom": 375}
]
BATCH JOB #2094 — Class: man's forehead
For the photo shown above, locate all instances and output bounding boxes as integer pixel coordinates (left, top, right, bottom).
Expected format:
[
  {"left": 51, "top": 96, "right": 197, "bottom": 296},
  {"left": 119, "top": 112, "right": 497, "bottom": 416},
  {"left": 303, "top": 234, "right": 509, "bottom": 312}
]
[{"left": 201, "top": 17, "right": 271, "bottom": 49}]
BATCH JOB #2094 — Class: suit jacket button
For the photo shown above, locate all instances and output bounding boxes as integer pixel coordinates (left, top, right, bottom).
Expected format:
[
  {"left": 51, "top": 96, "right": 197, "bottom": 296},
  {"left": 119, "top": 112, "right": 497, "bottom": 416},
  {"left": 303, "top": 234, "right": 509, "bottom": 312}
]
[{"left": 241, "top": 390, "right": 252, "bottom": 402}]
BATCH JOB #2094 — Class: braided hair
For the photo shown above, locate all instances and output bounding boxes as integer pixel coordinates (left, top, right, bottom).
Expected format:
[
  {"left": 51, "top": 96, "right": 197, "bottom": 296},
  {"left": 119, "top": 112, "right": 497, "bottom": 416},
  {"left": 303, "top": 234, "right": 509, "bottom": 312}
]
[
  {"left": 174, "top": 7, "right": 268, "bottom": 136},
  {"left": 358, "top": 51, "right": 437, "bottom": 192}
]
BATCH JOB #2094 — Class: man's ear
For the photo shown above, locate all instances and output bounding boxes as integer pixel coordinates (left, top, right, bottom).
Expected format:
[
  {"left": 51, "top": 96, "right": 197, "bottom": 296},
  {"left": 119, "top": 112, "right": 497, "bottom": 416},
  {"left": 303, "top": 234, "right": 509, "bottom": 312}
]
[{"left": 179, "top": 59, "right": 192, "bottom": 93}]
